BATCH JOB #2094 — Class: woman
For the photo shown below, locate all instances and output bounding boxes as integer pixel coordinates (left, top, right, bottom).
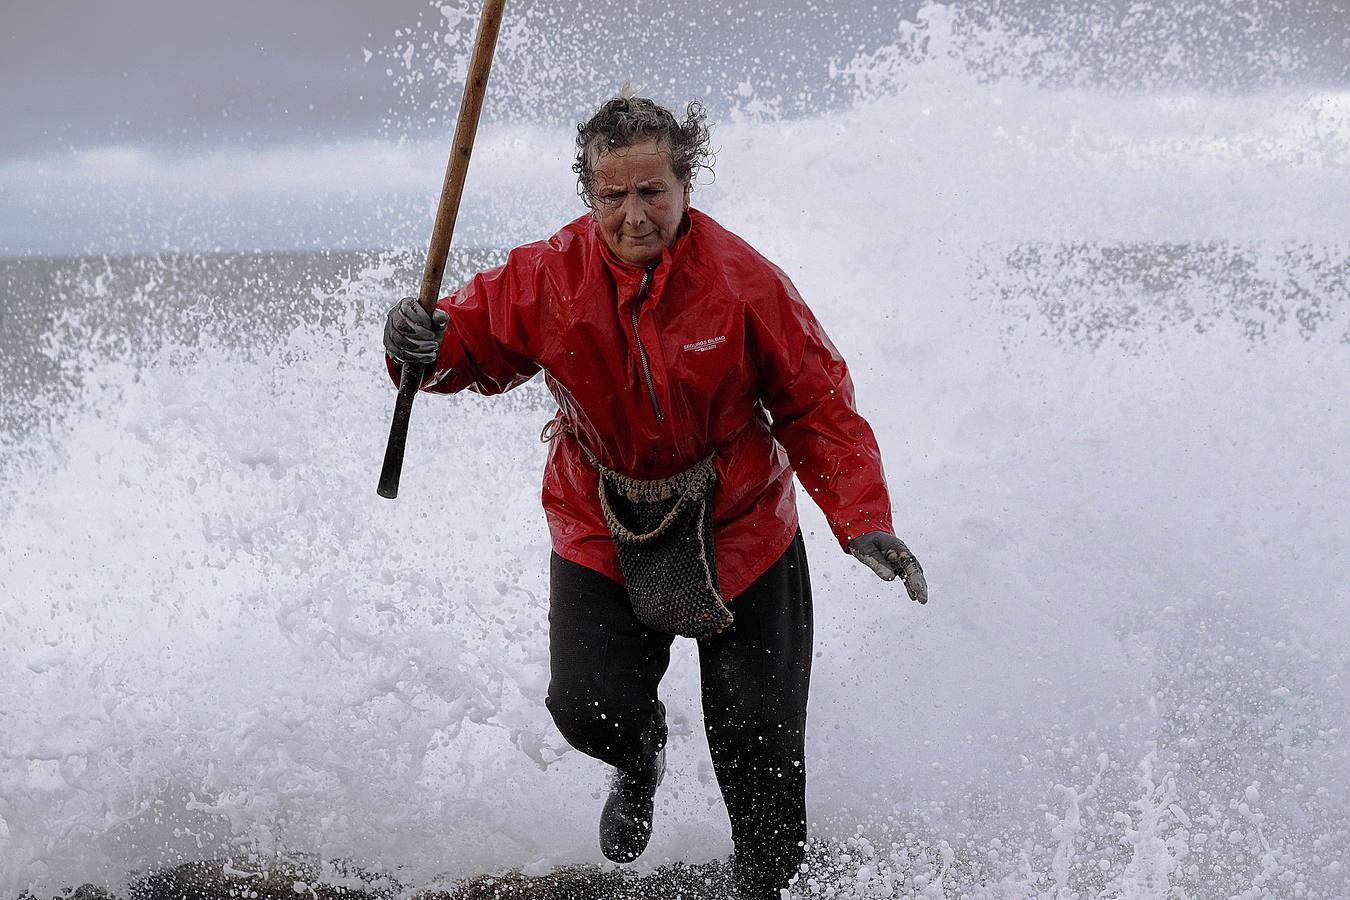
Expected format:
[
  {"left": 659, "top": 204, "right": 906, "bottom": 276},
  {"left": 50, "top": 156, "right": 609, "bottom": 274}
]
[{"left": 383, "top": 94, "right": 927, "bottom": 899}]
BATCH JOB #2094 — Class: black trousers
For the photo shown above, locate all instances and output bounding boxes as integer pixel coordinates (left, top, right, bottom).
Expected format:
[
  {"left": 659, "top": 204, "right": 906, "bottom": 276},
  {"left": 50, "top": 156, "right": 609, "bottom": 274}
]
[{"left": 546, "top": 530, "right": 814, "bottom": 898}]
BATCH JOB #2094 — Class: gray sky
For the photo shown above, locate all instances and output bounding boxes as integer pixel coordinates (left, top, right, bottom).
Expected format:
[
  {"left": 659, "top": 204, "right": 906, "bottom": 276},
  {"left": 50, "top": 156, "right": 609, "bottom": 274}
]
[
  {"left": 1, "top": 0, "right": 1346, "bottom": 254},
  {"left": 4, "top": 0, "right": 1345, "bottom": 156}
]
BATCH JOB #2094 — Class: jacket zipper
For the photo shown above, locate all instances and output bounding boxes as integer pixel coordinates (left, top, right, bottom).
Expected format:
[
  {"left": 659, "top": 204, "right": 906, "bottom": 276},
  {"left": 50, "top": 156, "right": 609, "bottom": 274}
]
[{"left": 631, "top": 267, "right": 663, "bottom": 420}]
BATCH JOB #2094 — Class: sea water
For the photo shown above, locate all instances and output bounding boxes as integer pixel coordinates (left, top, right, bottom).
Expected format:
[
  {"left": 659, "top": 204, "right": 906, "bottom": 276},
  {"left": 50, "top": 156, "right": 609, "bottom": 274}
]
[{"left": 2, "top": 3, "right": 1348, "bottom": 897}]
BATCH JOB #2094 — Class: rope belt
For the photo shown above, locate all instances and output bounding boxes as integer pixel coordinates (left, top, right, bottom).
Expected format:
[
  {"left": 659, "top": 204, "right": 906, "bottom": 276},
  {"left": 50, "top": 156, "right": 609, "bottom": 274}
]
[{"left": 542, "top": 413, "right": 734, "bottom": 638}]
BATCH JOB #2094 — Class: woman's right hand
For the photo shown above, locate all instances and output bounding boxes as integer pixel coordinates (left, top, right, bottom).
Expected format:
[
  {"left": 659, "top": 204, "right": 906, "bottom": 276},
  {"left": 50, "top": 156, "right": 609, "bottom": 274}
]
[{"left": 383, "top": 296, "right": 449, "bottom": 364}]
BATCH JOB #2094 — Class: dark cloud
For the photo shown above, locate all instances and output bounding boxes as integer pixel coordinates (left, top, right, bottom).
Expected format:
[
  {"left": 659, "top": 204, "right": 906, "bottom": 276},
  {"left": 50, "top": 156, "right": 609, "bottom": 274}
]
[
  {"left": 2, "top": 0, "right": 1346, "bottom": 157},
  {"left": 1, "top": 0, "right": 422, "bottom": 154}
]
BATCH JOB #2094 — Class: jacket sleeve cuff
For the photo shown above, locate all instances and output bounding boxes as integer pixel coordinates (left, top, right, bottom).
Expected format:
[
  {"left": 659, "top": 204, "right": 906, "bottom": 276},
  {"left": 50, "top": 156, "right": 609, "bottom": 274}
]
[
  {"left": 383, "top": 321, "right": 471, "bottom": 392},
  {"left": 832, "top": 517, "right": 894, "bottom": 553},
  {"left": 384, "top": 354, "right": 453, "bottom": 390}
]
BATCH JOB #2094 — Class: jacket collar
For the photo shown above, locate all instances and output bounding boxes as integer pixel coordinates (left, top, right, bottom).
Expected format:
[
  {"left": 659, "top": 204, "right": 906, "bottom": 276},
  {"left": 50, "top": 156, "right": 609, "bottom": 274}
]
[{"left": 590, "top": 209, "right": 697, "bottom": 307}]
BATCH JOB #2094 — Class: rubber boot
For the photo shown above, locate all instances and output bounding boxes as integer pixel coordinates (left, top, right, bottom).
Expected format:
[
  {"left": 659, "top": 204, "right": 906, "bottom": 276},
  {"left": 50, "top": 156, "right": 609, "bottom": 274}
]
[
  {"left": 599, "top": 748, "right": 666, "bottom": 862},
  {"left": 730, "top": 850, "right": 797, "bottom": 899}
]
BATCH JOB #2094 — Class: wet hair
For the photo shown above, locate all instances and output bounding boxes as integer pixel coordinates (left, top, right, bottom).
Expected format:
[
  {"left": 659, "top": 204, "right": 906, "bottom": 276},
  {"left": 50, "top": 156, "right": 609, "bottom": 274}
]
[{"left": 573, "top": 92, "right": 713, "bottom": 207}]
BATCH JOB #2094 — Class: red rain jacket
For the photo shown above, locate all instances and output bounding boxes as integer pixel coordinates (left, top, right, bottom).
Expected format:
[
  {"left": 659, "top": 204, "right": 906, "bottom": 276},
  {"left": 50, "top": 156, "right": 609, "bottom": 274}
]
[{"left": 388, "top": 207, "right": 894, "bottom": 600}]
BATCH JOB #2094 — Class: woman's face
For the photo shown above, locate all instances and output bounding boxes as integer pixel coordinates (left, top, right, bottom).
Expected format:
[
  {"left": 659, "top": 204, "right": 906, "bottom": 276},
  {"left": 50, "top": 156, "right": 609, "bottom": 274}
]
[{"left": 589, "top": 138, "right": 691, "bottom": 267}]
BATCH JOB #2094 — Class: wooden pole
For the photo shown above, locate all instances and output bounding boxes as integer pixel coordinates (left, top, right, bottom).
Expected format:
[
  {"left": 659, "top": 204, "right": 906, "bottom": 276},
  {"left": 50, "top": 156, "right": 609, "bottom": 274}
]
[{"left": 378, "top": 0, "right": 507, "bottom": 500}]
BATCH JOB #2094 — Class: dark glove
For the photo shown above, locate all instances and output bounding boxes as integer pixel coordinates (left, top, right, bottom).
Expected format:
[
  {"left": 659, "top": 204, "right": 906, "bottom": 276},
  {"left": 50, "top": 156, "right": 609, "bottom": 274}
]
[
  {"left": 383, "top": 296, "right": 449, "bottom": 364},
  {"left": 848, "top": 531, "right": 928, "bottom": 605}
]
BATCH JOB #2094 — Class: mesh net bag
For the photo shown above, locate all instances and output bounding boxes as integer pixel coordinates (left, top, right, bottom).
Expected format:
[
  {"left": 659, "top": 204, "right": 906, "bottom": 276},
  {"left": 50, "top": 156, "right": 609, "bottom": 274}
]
[
  {"left": 542, "top": 415, "right": 734, "bottom": 639},
  {"left": 594, "top": 455, "right": 734, "bottom": 639}
]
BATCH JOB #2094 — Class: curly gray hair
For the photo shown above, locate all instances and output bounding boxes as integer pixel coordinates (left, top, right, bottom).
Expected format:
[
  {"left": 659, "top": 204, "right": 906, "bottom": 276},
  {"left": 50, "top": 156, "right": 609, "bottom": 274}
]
[{"left": 573, "top": 94, "right": 713, "bottom": 207}]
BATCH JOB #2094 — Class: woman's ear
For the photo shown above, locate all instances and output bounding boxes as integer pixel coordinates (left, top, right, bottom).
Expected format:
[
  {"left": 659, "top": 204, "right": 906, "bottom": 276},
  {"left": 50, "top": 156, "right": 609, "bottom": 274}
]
[{"left": 683, "top": 179, "right": 692, "bottom": 209}]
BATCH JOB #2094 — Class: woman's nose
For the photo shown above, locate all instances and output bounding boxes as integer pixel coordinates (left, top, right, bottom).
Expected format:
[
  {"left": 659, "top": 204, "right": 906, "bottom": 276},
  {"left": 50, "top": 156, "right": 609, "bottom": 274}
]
[{"left": 621, "top": 195, "right": 646, "bottom": 226}]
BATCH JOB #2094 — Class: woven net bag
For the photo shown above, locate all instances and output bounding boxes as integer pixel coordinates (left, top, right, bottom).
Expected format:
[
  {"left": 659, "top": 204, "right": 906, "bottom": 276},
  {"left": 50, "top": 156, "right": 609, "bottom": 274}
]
[{"left": 594, "top": 455, "right": 734, "bottom": 639}]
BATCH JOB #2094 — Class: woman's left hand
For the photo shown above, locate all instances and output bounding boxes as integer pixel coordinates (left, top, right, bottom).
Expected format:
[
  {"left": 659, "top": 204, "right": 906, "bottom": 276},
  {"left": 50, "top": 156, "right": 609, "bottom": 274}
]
[{"left": 849, "top": 531, "right": 928, "bottom": 605}]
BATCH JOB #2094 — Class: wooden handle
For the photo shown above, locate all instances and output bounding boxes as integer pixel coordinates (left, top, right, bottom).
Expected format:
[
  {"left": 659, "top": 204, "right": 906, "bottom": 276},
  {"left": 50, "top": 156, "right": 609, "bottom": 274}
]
[{"left": 378, "top": 0, "right": 507, "bottom": 500}]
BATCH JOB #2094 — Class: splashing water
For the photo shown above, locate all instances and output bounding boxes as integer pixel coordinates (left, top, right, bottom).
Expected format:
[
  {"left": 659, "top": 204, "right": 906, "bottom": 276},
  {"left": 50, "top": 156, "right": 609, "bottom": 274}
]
[{"left": 2, "top": 2, "right": 1348, "bottom": 897}]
